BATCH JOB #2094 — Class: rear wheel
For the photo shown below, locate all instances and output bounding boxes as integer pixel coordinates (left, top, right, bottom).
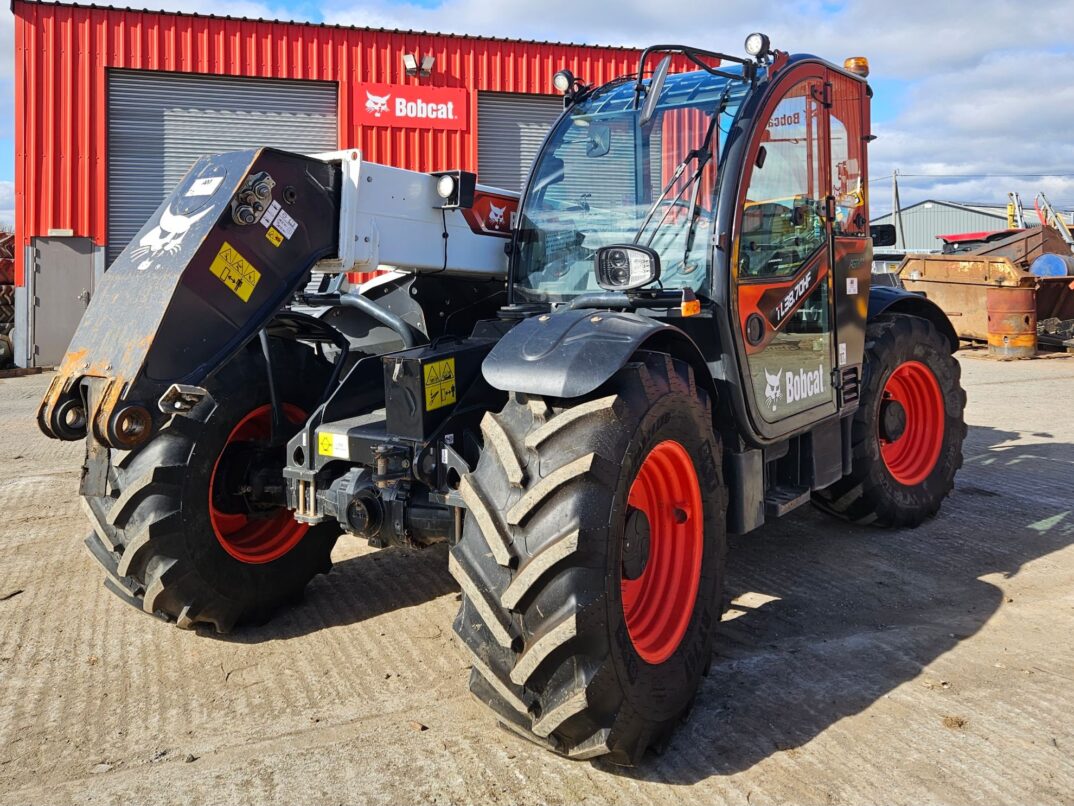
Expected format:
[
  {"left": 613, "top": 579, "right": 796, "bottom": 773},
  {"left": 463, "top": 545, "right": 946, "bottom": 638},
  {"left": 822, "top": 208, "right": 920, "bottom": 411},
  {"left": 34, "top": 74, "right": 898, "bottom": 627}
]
[
  {"left": 83, "top": 338, "right": 339, "bottom": 632},
  {"left": 813, "top": 313, "right": 965, "bottom": 527},
  {"left": 450, "top": 353, "right": 726, "bottom": 764}
]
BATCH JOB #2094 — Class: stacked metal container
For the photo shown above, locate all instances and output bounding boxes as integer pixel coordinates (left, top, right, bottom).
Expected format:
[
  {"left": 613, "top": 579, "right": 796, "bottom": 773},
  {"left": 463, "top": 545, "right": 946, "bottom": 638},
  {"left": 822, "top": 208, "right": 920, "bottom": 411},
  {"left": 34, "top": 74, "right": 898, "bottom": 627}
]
[{"left": 0, "top": 233, "right": 13, "bottom": 367}]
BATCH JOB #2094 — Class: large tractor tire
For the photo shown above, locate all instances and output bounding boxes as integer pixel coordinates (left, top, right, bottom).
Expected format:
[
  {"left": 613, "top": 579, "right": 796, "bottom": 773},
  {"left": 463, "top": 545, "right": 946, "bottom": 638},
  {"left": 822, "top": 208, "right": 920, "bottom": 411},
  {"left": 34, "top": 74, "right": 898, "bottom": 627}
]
[
  {"left": 450, "top": 353, "right": 727, "bottom": 764},
  {"left": 84, "top": 337, "right": 339, "bottom": 632},
  {"left": 813, "top": 313, "right": 966, "bottom": 527}
]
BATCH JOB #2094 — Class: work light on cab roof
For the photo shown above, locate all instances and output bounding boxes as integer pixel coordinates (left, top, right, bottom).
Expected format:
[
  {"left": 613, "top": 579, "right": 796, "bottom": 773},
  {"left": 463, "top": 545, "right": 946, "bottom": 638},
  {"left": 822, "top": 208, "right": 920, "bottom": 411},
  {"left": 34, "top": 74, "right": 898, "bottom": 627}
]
[{"left": 744, "top": 31, "right": 771, "bottom": 59}]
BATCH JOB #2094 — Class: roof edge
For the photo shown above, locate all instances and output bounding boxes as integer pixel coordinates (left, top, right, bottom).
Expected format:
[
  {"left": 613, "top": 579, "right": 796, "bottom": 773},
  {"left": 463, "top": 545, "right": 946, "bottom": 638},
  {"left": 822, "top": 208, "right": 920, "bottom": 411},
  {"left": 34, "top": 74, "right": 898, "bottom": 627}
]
[{"left": 11, "top": 0, "right": 644, "bottom": 52}]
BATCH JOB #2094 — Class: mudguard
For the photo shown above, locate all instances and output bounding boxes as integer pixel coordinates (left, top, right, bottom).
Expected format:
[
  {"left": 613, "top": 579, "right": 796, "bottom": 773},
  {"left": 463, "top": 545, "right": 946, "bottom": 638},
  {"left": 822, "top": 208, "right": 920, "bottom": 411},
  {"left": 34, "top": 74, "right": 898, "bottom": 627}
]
[
  {"left": 868, "top": 285, "right": 959, "bottom": 352},
  {"left": 38, "top": 148, "right": 341, "bottom": 446},
  {"left": 482, "top": 307, "right": 710, "bottom": 399}
]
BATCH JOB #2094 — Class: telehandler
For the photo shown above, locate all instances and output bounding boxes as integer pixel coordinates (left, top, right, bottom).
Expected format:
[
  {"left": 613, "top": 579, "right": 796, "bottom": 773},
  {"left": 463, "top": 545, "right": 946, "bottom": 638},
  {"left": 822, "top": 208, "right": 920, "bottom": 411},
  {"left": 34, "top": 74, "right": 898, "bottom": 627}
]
[{"left": 38, "top": 36, "right": 965, "bottom": 764}]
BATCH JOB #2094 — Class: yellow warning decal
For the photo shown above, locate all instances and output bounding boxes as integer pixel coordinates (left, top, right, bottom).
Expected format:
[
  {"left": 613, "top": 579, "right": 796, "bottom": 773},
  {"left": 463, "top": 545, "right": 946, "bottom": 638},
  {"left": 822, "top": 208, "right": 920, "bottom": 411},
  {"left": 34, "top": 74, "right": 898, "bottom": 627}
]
[
  {"left": 423, "top": 357, "right": 457, "bottom": 412},
  {"left": 209, "top": 241, "right": 261, "bottom": 302},
  {"left": 317, "top": 431, "right": 349, "bottom": 459},
  {"left": 266, "top": 226, "right": 284, "bottom": 247}
]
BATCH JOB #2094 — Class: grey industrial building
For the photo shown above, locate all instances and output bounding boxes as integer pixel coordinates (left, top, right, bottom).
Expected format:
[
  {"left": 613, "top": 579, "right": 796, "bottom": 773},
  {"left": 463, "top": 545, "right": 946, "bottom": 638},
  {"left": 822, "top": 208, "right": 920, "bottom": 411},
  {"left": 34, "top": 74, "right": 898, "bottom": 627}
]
[{"left": 871, "top": 199, "right": 1074, "bottom": 257}]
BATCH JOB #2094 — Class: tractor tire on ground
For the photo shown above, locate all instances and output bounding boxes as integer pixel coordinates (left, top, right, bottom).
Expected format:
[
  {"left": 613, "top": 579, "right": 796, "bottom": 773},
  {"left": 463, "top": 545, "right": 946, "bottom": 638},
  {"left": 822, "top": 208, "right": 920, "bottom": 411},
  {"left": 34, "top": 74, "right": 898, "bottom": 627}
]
[
  {"left": 0, "top": 303, "right": 13, "bottom": 321},
  {"left": 0, "top": 285, "right": 13, "bottom": 306},
  {"left": 83, "top": 337, "right": 339, "bottom": 632},
  {"left": 0, "top": 322, "right": 12, "bottom": 337},
  {"left": 451, "top": 352, "right": 727, "bottom": 765},
  {"left": 813, "top": 313, "right": 966, "bottom": 527}
]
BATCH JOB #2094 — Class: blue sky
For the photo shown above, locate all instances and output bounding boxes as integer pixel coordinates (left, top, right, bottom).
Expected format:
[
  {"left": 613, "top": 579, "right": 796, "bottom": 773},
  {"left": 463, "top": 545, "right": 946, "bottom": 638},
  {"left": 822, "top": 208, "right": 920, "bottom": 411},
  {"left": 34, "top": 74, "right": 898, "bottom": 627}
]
[{"left": 3, "top": 0, "right": 1074, "bottom": 224}]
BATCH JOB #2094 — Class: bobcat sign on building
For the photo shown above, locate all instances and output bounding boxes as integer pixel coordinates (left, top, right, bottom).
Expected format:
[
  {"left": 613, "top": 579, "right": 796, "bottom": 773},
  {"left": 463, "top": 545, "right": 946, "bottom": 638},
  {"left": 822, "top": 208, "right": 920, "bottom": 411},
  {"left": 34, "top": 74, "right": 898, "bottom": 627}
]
[
  {"left": 357, "top": 83, "right": 468, "bottom": 130},
  {"left": 10, "top": 0, "right": 643, "bottom": 367}
]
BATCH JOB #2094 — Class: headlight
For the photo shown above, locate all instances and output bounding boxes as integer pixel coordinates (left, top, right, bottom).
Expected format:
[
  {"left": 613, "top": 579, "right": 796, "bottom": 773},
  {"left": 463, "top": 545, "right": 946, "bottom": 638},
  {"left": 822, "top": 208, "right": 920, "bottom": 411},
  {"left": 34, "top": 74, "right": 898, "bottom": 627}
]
[
  {"left": 595, "top": 245, "right": 662, "bottom": 291},
  {"left": 436, "top": 174, "right": 456, "bottom": 200}
]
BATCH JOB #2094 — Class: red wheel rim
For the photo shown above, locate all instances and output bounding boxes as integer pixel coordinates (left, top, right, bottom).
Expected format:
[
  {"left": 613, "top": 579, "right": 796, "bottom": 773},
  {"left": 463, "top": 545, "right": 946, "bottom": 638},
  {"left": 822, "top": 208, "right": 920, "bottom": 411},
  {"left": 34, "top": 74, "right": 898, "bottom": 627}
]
[
  {"left": 209, "top": 404, "right": 308, "bottom": 564},
  {"left": 879, "top": 361, "right": 945, "bottom": 486},
  {"left": 621, "top": 440, "right": 704, "bottom": 665}
]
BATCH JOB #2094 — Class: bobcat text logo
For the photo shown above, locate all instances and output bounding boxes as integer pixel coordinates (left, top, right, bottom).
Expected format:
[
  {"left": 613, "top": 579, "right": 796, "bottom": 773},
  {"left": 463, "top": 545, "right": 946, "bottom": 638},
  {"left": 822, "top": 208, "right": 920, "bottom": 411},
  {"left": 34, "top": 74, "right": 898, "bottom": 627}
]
[
  {"left": 365, "top": 91, "right": 391, "bottom": 117},
  {"left": 764, "top": 368, "right": 782, "bottom": 411},
  {"left": 394, "top": 97, "right": 456, "bottom": 120},
  {"left": 487, "top": 203, "right": 506, "bottom": 228},
  {"left": 764, "top": 363, "right": 826, "bottom": 412},
  {"left": 768, "top": 111, "right": 802, "bottom": 129}
]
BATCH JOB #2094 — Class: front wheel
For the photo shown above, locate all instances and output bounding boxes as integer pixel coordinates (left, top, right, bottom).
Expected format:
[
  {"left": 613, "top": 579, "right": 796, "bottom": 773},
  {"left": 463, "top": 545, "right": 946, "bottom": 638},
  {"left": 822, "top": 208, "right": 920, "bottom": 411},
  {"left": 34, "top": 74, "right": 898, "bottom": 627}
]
[
  {"left": 450, "top": 353, "right": 727, "bottom": 764},
  {"left": 813, "top": 313, "right": 966, "bottom": 527}
]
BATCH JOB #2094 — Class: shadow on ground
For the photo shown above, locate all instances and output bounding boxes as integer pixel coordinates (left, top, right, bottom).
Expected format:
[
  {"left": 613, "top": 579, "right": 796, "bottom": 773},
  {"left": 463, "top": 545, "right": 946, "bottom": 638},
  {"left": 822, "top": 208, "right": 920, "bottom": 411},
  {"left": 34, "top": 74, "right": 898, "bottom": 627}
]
[
  {"left": 212, "top": 424, "right": 1074, "bottom": 782},
  {"left": 219, "top": 542, "right": 457, "bottom": 643},
  {"left": 612, "top": 424, "right": 1074, "bottom": 783}
]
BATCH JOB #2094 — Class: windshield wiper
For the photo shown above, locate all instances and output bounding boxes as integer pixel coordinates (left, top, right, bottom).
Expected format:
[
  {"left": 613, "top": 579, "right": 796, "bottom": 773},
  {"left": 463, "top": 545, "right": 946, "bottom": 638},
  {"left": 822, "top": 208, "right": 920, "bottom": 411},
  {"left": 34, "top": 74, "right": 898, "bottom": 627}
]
[{"left": 632, "top": 110, "right": 719, "bottom": 249}]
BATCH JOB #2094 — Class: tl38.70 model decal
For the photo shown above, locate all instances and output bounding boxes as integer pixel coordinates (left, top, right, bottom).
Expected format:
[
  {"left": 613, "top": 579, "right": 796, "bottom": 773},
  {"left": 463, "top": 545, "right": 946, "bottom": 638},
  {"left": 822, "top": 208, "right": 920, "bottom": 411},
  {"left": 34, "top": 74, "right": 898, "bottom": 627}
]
[{"left": 738, "top": 256, "right": 829, "bottom": 355}]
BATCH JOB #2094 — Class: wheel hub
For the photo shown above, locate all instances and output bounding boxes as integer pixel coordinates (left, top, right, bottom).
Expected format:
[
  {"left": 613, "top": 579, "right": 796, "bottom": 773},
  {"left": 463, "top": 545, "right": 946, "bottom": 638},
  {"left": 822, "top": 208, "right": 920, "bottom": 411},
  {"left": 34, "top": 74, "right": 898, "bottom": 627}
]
[
  {"left": 879, "top": 397, "right": 907, "bottom": 442},
  {"left": 620, "top": 440, "right": 704, "bottom": 665},
  {"left": 878, "top": 360, "right": 945, "bottom": 487},
  {"left": 209, "top": 404, "right": 309, "bottom": 565},
  {"left": 621, "top": 507, "right": 651, "bottom": 581}
]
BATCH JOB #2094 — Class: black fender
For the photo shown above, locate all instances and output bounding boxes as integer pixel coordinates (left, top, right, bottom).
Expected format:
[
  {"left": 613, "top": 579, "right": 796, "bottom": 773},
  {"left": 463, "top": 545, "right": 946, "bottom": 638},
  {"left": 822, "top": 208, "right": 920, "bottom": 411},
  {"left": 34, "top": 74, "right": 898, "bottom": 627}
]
[
  {"left": 482, "top": 308, "right": 716, "bottom": 401},
  {"left": 868, "top": 285, "right": 959, "bottom": 352}
]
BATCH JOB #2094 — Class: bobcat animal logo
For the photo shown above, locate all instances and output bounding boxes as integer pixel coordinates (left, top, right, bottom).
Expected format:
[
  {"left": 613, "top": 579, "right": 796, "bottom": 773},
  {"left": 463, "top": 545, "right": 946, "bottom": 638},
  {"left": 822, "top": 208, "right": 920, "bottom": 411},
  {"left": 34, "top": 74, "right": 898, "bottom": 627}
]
[
  {"left": 131, "top": 203, "right": 214, "bottom": 271},
  {"left": 365, "top": 91, "right": 391, "bottom": 117},
  {"left": 487, "top": 203, "right": 506, "bottom": 229},
  {"left": 764, "top": 367, "right": 782, "bottom": 412}
]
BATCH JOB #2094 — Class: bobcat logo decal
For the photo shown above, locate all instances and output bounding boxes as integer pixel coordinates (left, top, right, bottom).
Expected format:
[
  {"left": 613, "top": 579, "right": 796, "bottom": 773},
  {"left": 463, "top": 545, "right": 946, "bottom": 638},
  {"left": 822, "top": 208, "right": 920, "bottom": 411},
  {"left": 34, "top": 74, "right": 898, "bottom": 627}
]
[
  {"left": 365, "top": 91, "right": 391, "bottom": 118},
  {"left": 131, "top": 203, "right": 214, "bottom": 271},
  {"left": 763, "top": 367, "right": 782, "bottom": 412},
  {"left": 487, "top": 203, "right": 506, "bottom": 229}
]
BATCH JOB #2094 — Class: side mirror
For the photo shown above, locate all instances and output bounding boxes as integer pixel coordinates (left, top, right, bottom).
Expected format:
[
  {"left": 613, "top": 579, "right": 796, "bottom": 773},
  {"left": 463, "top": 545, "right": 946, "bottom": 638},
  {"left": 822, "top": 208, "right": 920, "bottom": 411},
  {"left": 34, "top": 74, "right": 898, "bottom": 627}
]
[
  {"left": 586, "top": 123, "right": 612, "bottom": 158},
  {"left": 639, "top": 56, "right": 672, "bottom": 128},
  {"left": 595, "top": 245, "right": 661, "bottom": 291},
  {"left": 871, "top": 223, "right": 897, "bottom": 247}
]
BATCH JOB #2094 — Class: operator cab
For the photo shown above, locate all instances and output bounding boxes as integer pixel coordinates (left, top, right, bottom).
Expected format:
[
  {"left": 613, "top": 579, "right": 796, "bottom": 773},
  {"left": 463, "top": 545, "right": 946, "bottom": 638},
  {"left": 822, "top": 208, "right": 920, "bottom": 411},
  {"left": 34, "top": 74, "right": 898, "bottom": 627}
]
[{"left": 509, "top": 43, "right": 876, "bottom": 454}]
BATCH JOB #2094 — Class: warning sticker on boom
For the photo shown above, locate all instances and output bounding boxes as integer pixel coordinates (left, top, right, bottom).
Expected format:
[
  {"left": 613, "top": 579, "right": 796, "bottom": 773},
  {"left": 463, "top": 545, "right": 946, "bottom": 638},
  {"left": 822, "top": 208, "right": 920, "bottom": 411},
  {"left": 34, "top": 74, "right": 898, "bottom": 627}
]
[
  {"left": 423, "top": 358, "right": 457, "bottom": 411},
  {"left": 317, "top": 431, "right": 349, "bottom": 459},
  {"left": 209, "top": 241, "right": 261, "bottom": 302}
]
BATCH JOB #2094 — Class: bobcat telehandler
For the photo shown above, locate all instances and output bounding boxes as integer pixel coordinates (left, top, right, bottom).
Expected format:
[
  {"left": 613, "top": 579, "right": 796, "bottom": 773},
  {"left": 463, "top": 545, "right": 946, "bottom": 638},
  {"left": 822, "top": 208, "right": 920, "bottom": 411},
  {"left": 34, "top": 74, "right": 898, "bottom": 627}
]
[{"left": 38, "top": 37, "right": 965, "bottom": 764}]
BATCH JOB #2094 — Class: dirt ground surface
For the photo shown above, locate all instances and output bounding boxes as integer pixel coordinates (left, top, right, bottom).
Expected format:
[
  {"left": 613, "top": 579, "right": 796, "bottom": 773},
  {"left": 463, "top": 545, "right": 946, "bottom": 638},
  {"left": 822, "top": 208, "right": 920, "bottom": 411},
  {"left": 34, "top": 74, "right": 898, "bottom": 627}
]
[{"left": 1, "top": 352, "right": 1072, "bottom": 805}]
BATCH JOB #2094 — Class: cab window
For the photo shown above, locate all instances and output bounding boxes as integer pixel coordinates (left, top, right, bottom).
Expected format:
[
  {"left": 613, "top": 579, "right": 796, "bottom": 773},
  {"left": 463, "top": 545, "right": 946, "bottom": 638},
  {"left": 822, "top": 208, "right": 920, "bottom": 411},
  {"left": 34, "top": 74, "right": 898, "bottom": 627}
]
[{"left": 739, "top": 79, "right": 826, "bottom": 279}]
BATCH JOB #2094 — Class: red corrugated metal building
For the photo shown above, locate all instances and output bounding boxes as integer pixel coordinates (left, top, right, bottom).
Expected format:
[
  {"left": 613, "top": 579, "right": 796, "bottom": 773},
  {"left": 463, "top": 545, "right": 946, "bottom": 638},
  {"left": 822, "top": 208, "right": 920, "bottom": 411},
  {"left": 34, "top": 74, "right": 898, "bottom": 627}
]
[{"left": 11, "top": 0, "right": 645, "bottom": 366}]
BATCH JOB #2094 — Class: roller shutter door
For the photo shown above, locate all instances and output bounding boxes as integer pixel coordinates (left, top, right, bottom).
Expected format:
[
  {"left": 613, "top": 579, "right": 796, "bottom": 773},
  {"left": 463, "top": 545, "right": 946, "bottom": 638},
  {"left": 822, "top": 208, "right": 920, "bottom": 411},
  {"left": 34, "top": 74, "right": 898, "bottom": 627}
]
[
  {"left": 477, "top": 92, "right": 564, "bottom": 192},
  {"left": 107, "top": 70, "right": 338, "bottom": 264}
]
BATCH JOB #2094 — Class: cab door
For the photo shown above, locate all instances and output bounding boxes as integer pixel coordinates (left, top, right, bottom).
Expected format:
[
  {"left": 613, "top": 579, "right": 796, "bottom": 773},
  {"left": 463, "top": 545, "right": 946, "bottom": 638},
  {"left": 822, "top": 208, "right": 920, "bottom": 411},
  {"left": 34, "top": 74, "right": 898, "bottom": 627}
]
[{"left": 732, "top": 67, "right": 838, "bottom": 438}]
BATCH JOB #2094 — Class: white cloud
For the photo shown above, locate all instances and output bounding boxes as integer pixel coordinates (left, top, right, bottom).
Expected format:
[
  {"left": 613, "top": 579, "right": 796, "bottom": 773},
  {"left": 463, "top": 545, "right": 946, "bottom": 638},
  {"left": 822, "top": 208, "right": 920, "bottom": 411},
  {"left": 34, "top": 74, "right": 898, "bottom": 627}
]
[
  {"left": 318, "top": 0, "right": 1074, "bottom": 211},
  {"left": 869, "top": 49, "right": 1074, "bottom": 214},
  {"left": 318, "top": 0, "right": 1073, "bottom": 78}
]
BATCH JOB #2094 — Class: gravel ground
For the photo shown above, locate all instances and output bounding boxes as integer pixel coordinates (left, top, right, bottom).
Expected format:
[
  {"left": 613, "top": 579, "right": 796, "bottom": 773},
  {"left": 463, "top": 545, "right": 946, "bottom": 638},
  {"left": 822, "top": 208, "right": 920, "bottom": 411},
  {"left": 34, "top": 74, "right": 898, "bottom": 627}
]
[{"left": 0, "top": 352, "right": 1072, "bottom": 805}]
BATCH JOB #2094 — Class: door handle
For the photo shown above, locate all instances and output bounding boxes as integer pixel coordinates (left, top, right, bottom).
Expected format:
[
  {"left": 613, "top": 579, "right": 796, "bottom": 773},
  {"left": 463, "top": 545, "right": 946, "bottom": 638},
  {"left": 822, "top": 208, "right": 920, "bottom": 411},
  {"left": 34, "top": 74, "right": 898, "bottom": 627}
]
[{"left": 77, "top": 289, "right": 90, "bottom": 304}]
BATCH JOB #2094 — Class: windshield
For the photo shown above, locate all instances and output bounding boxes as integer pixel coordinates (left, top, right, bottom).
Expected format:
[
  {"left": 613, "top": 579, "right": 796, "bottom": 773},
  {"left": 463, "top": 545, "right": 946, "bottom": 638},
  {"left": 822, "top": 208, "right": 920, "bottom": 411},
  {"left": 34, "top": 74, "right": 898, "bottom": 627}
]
[{"left": 513, "top": 67, "right": 753, "bottom": 302}]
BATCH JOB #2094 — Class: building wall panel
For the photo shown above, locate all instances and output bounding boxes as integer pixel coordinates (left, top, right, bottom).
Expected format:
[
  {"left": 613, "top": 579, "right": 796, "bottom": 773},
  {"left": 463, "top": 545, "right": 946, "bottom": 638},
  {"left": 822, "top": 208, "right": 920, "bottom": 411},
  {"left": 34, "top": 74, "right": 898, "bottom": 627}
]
[{"left": 13, "top": 0, "right": 665, "bottom": 285}]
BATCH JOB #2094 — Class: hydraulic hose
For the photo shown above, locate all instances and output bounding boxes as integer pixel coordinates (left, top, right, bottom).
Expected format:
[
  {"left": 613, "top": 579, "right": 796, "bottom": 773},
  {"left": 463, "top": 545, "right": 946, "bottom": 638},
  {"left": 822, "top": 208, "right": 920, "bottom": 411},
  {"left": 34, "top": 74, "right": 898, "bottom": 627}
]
[{"left": 339, "top": 291, "right": 423, "bottom": 350}]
